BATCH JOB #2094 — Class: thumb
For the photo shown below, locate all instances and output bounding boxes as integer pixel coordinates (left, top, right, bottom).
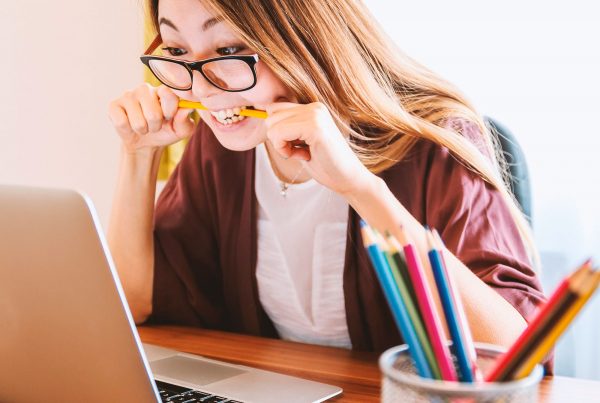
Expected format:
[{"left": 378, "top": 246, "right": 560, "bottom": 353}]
[{"left": 172, "top": 108, "right": 196, "bottom": 139}]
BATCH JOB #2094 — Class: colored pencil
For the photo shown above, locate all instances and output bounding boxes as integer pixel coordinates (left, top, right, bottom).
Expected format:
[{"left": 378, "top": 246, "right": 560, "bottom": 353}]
[
  {"left": 485, "top": 261, "right": 593, "bottom": 382},
  {"left": 513, "top": 268, "right": 600, "bottom": 379},
  {"left": 359, "top": 221, "right": 433, "bottom": 378},
  {"left": 394, "top": 226, "right": 458, "bottom": 381},
  {"left": 425, "top": 229, "right": 473, "bottom": 382},
  {"left": 178, "top": 99, "right": 268, "bottom": 119},
  {"left": 386, "top": 232, "right": 419, "bottom": 310},
  {"left": 514, "top": 268, "right": 600, "bottom": 378},
  {"left": 375, "top": 232, "right": 443, "bottom": 380},
  {"left": 432, "top": 230, "right": 482, "bottom": 381}
]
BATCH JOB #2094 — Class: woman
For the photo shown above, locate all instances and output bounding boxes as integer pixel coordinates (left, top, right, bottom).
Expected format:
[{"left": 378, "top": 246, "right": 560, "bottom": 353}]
[{"left": 108, "top": 0, "right": 546, "bottom": 355}]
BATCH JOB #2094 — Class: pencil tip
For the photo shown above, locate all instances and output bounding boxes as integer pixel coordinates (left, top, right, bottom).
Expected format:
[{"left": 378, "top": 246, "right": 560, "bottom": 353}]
[
  {"left": 395, "top": 225, "right": 408, "bottom": 245},
  {"left": 359, "top": 221, "right": 373, "bottom": 246},
  {"left": 425, "top": 229, "right": 435, "bottom": 249},
  {"left": 432, "top": 229, "right": 445, "bottom": 249}
]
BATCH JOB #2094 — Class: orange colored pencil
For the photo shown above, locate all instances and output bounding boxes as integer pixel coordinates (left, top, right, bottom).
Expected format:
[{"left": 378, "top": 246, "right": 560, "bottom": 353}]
[
  {"left": 178, "top": 99, "right": 268, "bottom": 119},
  {"left": 486, "top": 260, "right": 592, "bottom": 382},
  {"left": 513, "top": 268, "right": 600, "bottom": 379}
]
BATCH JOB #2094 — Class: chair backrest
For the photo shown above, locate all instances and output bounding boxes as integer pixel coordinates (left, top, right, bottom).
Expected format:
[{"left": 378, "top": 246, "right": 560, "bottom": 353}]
[{"left": 483, "top": 116, "right": 532, "bottom": 225}]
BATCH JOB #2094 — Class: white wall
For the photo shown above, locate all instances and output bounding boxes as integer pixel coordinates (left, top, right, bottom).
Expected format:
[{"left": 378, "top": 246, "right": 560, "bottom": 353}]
[
  {"left": 0, "top": 0, "right": 144, "bottom": 229},
  {"left": 366, "top": 0, "right": 600, "bottom": 379},
  {"left": 2, "top": 0, "right": 599, "bottom": 379}
]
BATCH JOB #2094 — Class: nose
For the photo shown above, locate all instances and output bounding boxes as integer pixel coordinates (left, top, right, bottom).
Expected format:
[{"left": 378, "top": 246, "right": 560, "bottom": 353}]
[{"left": 190, "top": 70, "right": 221, "bottom": 99}]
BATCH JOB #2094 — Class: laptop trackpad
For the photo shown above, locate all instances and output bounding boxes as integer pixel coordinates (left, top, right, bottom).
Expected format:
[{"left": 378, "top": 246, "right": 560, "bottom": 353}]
[{"left": 151, "top": 355, "right": 247, "bottom": 386}]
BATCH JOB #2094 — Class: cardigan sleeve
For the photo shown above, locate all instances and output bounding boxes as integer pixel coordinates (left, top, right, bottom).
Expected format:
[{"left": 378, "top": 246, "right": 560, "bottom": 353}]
[
  {"left": 147, "top": 125, "right": 226, "bottom": 328},
  {"left": 423, "top": 142, "right": 546, "bottom": 321},
  {"left": 417, "top": 132, "right": 552, "bottom": 372}
]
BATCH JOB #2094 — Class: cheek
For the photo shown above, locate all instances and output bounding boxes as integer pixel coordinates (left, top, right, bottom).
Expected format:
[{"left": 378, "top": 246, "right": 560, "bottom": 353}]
[
  {"left": 173, "top": 89, "right": 193, "bottom": 102},
  {"left": 243, "top": 63, "right": 295, "bottom": 106}
]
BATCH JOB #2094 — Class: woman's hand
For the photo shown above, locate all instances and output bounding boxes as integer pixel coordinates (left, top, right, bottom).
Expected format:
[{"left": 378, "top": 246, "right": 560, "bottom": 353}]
[
  {"left": 265, "top": 101, "right": 375, "bottom": 196},
  {"left": 108, "top": 83, "right": 197, "bottom": 154}
]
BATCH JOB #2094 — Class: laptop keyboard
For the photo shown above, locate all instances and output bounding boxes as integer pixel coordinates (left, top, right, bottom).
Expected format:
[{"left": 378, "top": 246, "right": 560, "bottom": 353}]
[{"left": 155, "top": 380, "right": 244, "bottom": 403}]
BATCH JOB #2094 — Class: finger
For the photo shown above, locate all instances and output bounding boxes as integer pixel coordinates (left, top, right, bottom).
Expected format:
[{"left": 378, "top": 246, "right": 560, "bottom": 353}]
[
  {"left": 136, "top": 85, "right": 164, "bottom": 133},
  {"left": 274, "top": 142, "right": 293, "bottom": 159},
  {"left": 121, "top": 95, "right": 149, "bottom": 135},
  {"left": 288, "top": 147, "right": 311, "bottom": 161},
  {"left": 268, "top": 118, "right": 312, "bottom": 146},
  {"left": 156, "top": 85, "right": 179, "bottom": 121},
  {"left": 108, "top": 101, "right": 135, "bottom": 139},
  {"left": 265, "top": 103, "right": 302, "bottom": 129},
  {"left": 171, "top": 108, "right": 196, "bottom": 139},
  {"left": 265, "top": 101, "right": 298, "bottom": 115}
]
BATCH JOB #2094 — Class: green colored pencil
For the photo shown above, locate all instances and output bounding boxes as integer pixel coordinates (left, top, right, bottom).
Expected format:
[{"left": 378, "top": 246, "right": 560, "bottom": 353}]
[{"left": 375, "top": 232, "right": 442, "bottom": 380}]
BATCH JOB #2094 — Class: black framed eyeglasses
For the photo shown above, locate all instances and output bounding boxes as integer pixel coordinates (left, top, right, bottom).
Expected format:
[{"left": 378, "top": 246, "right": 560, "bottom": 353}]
[{"left": 140, "top": 34, "right": 259, "bottom": 92}]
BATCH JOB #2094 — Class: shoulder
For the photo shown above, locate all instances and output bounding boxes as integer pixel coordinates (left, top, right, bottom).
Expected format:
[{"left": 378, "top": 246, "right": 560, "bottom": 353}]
[
  {"left": 379, "top": 121, "right": 498, "bottom": 227},
  {"left": 381, "top": 117, "right": 494, "bottom": 192}
]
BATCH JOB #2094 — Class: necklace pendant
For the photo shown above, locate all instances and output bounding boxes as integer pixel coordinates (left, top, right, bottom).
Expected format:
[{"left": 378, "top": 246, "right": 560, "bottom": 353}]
[{"left": 280, "top": 183, "right": 288, "bottom": 197}]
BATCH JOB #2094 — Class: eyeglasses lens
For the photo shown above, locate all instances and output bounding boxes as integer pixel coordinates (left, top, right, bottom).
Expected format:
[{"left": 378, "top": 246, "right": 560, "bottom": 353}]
[
  {"left": 201, "top": 59, "right": 255, "bottom": 91},
  {"left": 148, "top": 60, "right": 191, "bottom": 90}
]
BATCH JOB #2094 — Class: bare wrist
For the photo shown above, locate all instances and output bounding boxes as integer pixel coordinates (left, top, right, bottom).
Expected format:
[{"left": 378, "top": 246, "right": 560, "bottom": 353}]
[
  {"left": 341, "top": 170, "right": 382, "bottom": 203},
  {"left": 119, "top": 145, "right": 165, "bottom": 184},
  {"left": 121, "top": 144, "right": 164, "bottom": 160}
]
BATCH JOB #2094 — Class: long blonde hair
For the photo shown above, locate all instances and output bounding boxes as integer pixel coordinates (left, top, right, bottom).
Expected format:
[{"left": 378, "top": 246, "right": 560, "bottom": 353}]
[{"left": 148, "top": 0, "right": 539, "bottom": 268}]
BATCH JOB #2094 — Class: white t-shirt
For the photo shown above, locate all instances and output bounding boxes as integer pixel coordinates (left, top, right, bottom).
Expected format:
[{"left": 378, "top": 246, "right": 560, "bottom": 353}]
[{"left": 254, "top": 143, "right": 352, "bottom": 348}]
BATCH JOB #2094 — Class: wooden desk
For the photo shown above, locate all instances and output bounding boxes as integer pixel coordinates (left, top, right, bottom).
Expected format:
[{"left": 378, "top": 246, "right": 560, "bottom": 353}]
[{"left": 138, "top": 325, "right": 600, "bottom": 402}]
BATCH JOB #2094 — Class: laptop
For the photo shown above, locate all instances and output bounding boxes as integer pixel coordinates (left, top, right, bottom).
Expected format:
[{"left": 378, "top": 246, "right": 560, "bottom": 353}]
[{"left": 0, "top": 185, "right": 342, "bottom": 403}]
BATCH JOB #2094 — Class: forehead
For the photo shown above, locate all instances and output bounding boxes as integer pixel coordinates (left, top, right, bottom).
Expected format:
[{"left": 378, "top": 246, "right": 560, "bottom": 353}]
[
  {"left": 158, "top": 0, "right": 214, "bottom": 20},
  {"left": 157, "top": 0, "right": 229, "bottom": 36}
]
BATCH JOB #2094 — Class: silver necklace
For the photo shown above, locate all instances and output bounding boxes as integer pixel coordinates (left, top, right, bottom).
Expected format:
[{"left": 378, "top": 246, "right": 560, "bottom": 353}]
[
  {"left": 265, "top": 143, "right": 306, "bottom": 198},
  {"left": 279, "top": 165, "right": 305, "bottom": 198}
]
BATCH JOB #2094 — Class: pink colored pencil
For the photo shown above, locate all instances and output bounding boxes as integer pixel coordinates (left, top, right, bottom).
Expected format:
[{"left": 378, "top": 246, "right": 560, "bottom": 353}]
[{"left": 396, "top": 227, "right": 456, "bottom": 382}]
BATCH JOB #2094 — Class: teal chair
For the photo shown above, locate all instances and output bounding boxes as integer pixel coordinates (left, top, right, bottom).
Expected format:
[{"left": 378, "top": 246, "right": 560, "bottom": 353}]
[{"left": 484, "top": 116, "right": 532, "bottom": 225}]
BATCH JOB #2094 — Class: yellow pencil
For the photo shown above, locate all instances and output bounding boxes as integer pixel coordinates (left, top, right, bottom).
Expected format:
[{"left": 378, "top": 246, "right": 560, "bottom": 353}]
[
  {"left": 178, "top": 99, "right": 268, "bottom": 119},
  {"left": 513, "top": 269, "right": 600, "bottom": 379}
]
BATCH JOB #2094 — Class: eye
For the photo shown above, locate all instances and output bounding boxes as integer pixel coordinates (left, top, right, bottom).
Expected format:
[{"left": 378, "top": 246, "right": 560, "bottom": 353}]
[
  {"left": 161, "top": 47, "right": 187, "bottom": 57},
  {"left": 217, "top": 45, "right": 246, "bottom": 56}
]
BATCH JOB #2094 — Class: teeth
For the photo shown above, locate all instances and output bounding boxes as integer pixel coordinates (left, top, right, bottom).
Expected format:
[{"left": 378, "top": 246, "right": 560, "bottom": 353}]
[{"left": 210, "top": 106, "right": 250, "bottom": 125}]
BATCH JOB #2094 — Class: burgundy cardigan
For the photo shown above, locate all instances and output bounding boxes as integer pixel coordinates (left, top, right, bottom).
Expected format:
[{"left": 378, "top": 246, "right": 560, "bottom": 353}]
[{"left": 148, "top": 121, "right": 549, "bottom": 369}]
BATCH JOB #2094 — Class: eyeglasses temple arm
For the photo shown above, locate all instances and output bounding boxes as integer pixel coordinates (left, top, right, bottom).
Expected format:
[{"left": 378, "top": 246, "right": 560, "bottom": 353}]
[{"left": 144, "top": 34, "right": 163, "bottom": 55}]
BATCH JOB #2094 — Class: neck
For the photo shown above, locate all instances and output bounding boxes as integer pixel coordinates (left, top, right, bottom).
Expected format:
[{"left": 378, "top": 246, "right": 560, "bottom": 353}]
[{"left": 263, "top": 140, "right": 312, "bottom": 184}]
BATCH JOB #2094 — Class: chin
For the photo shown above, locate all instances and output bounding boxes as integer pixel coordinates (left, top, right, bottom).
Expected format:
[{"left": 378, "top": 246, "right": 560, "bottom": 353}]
[
  {"left": 200, "top": 112, "right": 264, "bottom": 152},
  {"left": 213, "top": 135, "right": 262, "bottom": 151}
]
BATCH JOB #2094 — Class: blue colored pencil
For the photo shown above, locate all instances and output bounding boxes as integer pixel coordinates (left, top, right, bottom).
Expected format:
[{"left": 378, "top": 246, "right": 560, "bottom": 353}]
[
  {"left": 376, "top": 232, "right": 442, "bottom": 380},
  {"left": 432, "top": 229, "right": 482, "bottom": 381},
  {"left": 425, "top": 229, "right": 473, "bottom": 382},
  {"left": 360, "top": 221, "right": 433, "bottom": 379}
]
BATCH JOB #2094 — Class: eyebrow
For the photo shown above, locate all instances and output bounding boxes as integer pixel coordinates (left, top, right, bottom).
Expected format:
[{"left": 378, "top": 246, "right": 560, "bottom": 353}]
[{"left": 158, "top": 17, "right": 222, "bottom": 32}]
